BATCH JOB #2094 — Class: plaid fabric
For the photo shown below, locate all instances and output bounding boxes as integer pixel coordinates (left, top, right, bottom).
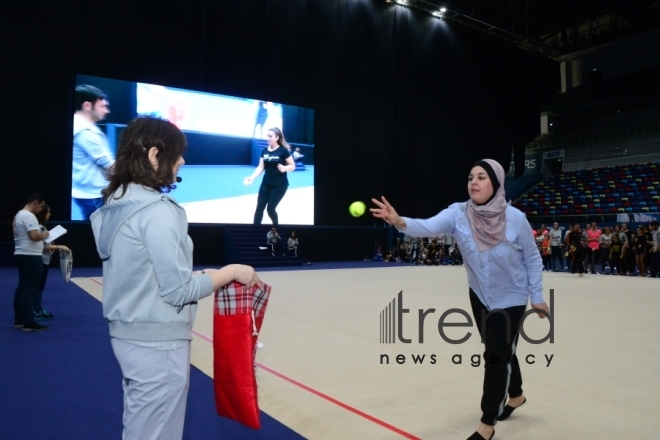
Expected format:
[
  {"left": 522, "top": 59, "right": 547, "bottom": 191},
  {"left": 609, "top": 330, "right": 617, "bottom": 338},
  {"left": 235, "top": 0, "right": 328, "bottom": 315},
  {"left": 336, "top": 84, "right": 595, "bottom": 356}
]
[
  {"left": 213, "top": 281, "right": 271, "bottom": 429},
  {"left": 214, "top": 282, "right": 271, "bottom": 318}
]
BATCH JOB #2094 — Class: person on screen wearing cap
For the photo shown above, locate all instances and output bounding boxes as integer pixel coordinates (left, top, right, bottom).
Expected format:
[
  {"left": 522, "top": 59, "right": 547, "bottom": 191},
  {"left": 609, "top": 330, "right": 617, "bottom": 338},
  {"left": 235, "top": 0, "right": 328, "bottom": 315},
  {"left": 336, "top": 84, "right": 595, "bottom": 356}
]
[{"left": 371, "top": 159, "right": 548, "bottom": 440}]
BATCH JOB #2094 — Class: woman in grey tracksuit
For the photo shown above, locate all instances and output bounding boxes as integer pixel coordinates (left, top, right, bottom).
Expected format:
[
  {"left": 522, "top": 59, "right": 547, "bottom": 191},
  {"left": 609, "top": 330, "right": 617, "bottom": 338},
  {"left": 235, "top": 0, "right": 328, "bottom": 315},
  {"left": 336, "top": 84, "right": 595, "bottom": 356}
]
[{"left": 92, "top": 116, "right": 261, "bottom": 440}]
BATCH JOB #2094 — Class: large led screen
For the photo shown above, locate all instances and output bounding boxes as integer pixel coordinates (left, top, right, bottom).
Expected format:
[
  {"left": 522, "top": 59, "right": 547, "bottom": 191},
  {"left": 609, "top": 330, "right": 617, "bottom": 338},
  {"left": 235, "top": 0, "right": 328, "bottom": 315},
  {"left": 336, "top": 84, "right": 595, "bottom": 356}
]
[{"left": 71, "top": 74, "right": 315, "bottom": 224}]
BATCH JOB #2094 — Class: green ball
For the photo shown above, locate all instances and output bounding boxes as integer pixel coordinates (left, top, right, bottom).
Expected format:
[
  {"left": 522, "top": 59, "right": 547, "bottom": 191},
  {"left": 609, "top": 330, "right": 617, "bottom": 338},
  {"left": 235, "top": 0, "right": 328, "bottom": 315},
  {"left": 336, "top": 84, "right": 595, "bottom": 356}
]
[{"left": 349, "top": 201, "right": 366, "bottom": 217}]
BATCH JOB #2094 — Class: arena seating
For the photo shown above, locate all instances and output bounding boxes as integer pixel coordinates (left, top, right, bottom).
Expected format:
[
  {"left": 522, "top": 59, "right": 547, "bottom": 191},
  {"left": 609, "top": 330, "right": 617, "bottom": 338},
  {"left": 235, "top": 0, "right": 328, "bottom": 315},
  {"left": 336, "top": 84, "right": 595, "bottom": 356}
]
[
  {"left": 504, "top": 173, "right": 543, "bottom": 201},
  {"left": 514, "top": 162, "right": 660, "bottom": 216}
]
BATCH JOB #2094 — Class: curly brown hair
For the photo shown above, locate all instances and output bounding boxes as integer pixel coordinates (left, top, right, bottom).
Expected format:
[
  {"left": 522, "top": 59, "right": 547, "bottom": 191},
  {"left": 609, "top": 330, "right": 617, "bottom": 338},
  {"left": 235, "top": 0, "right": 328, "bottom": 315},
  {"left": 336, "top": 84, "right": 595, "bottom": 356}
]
[{"left": 103, "top": 116, "right": 187, "bottom": 202}]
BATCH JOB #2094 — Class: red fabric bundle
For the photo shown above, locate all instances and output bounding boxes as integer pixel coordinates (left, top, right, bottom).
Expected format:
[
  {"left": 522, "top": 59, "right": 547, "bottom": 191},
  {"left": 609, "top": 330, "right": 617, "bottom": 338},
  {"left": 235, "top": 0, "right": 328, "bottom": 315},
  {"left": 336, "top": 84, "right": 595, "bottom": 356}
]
[{"left": 213, "top": 282, "right": 271, "bottom": 429}]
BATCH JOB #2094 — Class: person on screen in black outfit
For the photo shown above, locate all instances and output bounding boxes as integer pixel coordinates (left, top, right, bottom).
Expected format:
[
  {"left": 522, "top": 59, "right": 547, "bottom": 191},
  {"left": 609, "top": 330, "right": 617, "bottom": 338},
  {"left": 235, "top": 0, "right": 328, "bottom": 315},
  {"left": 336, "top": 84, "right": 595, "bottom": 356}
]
[{"left": 244, "top": 127, "right": 295, "bottom": 225}]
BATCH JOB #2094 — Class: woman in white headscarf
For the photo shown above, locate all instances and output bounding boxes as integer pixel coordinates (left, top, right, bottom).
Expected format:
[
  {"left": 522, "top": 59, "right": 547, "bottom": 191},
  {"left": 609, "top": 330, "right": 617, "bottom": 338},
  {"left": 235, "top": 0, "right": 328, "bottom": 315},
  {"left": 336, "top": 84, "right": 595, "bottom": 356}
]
[{"left": 371, "top": 159, "right": 549, "bottom": 440}]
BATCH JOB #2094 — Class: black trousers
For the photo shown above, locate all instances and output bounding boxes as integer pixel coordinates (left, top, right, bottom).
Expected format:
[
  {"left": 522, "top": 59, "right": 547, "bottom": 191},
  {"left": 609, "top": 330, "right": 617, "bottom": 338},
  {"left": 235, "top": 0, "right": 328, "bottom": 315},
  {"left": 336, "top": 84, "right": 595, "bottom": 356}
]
[
  {"left": 587, "top": 247, "right": 600, "bottom": 273},
  {"left": 34, "top": 264, "right": 50, "bottom": 311},
  {"left": 288, "top": 245, "right": 309, "bottom": 263},
  {"left": 571, "top": 254, "right": 586, "bottom": 274},
  {"left": 624, "top": 249, "right": 636, "bottom": 274},
  {"left": 13, "top": 255, "right": 43, "bottom": 325},
  {"left": 469, "top": 289, "right": 526, "bottom": 426},
  {"left": 253, "top": 183, "right": 287, "bottom": 225},
  {"left": 268, "top": 241, "right": 283, "bottom": 255}
]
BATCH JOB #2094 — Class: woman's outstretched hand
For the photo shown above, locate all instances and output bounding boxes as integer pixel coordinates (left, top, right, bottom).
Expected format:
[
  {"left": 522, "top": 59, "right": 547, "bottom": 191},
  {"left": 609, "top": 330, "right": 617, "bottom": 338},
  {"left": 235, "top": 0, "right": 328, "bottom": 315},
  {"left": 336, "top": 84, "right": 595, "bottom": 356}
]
[
  {"left": 370, "top": 196, "right": 406, "bottom": 229},
  {"left": 531, "top": 302, "right": 550, "bottom": 319}
]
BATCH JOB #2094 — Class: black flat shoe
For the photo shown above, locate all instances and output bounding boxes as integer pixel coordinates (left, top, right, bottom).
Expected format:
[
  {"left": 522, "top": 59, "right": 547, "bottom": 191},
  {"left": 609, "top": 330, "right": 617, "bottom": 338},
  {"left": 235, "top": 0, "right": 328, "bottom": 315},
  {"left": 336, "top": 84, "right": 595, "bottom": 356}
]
[
  {"left": 467, "top": 430, "right": 494, "bottom": 440},
  {"left": 497, "top": 397, "right": 526, "bottom": 421}
]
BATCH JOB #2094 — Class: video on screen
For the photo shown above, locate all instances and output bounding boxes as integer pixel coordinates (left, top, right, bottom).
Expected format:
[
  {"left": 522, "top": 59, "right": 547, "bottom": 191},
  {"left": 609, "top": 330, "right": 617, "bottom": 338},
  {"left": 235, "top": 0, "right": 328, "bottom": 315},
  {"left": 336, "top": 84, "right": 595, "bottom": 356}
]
[{"left": 71, "top": 74, "right": 315, "bottom": 224}]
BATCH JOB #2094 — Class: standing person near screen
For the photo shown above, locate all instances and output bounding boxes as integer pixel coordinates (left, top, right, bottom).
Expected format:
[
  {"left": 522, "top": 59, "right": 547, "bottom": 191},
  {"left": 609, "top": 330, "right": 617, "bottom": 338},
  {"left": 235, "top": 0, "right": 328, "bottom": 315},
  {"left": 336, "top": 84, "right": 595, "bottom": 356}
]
[
  {"left": 253, "top": 100, "right": 269, "bottom": 138},
  {"left": 371, "top": 159, "right": 548, "bottom": 440},
  {"left": 34, "top": 204, "right": 70, "bottom": 320},
  {"left": 91, "top": 116, "right": 261, "bottom": 440},
  {"left": 243, "top": 127, "right": 295, "bottom": 225},
  {"left": 13, "top": 193, "right": 49, "bottom": 332},
  {"left": 72, "top": 84, "right": 115, "bottom": 220}
]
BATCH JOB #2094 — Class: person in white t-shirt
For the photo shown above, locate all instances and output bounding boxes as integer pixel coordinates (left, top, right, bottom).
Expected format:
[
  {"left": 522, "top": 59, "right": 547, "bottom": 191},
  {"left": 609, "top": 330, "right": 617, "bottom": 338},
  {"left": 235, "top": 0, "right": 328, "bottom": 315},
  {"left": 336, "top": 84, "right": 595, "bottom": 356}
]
[{"left": 13, "top": 193, "right": 50, "bottom": 331}]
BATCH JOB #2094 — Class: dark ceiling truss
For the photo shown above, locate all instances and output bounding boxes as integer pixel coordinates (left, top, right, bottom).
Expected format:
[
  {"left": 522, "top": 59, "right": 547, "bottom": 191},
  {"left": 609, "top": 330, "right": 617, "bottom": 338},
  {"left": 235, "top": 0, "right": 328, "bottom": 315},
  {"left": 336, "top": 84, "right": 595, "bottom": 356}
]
[{"left": 380, "top": 0, "right": 660, "bottom": 60}]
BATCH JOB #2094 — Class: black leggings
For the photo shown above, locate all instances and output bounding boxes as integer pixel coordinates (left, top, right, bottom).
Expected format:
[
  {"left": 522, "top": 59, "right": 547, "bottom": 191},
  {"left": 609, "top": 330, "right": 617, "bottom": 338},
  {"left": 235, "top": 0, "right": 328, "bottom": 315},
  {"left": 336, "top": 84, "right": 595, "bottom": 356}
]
[
  {"left": 253, "top": 183, "right": 287, "bottom": 225},
  {"left": 288, "top": 245, "right": 309, "bottom": 263},
  {"left": 35, "top": 264, "right": 49, "bottom": 311},
  {"left": 469, "top": 289, "right": 526, "bottom": 426},
  {"left": 610, "top": 255, "right": 623, "bottom": 275},
  {"left": 571, "top": 255, "right": 585, "bottom": 274}
]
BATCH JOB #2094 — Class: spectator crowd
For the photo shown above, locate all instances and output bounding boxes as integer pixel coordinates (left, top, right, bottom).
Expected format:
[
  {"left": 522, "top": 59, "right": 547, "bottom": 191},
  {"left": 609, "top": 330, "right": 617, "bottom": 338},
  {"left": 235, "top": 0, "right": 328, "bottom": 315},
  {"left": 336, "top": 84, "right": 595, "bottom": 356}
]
[{"left": 372, "top": 220, "right": 660, "bottom": 278}]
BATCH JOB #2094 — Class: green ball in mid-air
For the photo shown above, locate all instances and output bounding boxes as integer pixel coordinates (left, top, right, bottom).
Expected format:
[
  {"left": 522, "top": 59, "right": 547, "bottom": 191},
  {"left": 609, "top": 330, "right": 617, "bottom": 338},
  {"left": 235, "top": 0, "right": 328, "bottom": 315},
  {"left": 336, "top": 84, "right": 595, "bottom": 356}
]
[{"left": 349, "top": 201, "right": 366, "bottom": 217}]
